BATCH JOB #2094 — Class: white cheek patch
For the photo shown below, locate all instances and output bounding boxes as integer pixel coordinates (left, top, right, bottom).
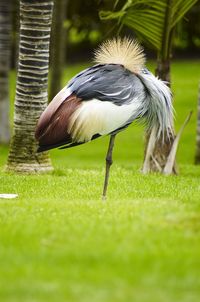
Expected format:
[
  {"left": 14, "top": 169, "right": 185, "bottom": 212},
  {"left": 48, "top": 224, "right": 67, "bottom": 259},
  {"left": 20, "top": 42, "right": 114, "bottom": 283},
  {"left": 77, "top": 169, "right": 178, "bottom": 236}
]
[{"left": 68, "top": 98, "right": 140, "bottom": 142}]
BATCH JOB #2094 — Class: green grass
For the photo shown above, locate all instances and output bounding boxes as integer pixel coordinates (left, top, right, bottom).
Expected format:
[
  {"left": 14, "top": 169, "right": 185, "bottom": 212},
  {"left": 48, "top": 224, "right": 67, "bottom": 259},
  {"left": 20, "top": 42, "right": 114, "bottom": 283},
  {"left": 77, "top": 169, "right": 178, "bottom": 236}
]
[{"left": 0, "top": 60, "right": 200, "bottom": 302}]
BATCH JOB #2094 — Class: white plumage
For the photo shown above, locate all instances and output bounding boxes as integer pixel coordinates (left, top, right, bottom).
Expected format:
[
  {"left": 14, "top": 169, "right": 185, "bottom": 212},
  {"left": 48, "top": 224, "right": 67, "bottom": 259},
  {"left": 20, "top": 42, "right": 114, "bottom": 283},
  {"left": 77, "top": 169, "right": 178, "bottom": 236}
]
[{"left": 68, "top": 97, "right": 141, "bottom": 142}]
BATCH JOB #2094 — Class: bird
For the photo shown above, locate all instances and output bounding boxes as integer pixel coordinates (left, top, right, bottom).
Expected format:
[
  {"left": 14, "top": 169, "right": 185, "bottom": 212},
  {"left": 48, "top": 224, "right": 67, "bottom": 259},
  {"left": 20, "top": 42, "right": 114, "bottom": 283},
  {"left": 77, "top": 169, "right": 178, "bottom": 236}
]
[{"left": 35, "top": 37, "right": 173, "bottom": 199}]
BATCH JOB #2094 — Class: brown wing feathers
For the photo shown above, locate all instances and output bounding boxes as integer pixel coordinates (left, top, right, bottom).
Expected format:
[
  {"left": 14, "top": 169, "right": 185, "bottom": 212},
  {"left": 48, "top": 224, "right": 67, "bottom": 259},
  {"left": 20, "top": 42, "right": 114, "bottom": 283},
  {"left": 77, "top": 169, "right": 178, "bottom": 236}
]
[{"left": 35, "top": 94, "right": 81, "bottom": 152}]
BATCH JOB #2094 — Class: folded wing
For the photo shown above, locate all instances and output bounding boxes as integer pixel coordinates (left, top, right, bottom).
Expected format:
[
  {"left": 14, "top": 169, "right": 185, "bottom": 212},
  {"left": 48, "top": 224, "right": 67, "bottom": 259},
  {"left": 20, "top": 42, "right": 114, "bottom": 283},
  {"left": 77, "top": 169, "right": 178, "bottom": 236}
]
[{"left": 35, "top": 64, "right": 146, "bottom": 152}]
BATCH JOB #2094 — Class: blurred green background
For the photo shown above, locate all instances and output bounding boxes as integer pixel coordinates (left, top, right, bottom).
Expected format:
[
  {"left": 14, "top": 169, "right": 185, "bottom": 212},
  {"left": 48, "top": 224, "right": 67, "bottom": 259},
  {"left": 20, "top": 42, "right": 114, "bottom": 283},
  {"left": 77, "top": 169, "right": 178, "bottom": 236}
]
[{"left": 0, "top": 1, "right": 200, "bottom": 302}]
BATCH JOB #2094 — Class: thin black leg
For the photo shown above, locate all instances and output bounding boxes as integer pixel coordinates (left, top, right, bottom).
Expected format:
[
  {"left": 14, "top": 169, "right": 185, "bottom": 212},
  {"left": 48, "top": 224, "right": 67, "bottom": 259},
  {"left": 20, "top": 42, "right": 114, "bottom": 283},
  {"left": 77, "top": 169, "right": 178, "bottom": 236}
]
[{"left": 102, "top": 134, "right": 116, "bottom": 200}]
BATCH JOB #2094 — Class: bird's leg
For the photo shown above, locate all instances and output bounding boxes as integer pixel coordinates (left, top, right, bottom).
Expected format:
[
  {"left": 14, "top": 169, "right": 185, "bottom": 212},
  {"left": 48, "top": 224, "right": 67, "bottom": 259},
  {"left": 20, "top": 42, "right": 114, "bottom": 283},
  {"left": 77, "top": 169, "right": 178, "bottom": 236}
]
[{"left": 102, "top": 134, "right": 116, "bottom": 200}]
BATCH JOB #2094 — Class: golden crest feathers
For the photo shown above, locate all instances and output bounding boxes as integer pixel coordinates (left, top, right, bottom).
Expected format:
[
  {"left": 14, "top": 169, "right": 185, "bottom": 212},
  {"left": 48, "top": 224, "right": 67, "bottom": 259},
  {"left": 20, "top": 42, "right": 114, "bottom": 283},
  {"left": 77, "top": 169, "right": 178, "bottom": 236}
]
[{"left": 94, "top": 37, "right": 146, "bottom": 73}]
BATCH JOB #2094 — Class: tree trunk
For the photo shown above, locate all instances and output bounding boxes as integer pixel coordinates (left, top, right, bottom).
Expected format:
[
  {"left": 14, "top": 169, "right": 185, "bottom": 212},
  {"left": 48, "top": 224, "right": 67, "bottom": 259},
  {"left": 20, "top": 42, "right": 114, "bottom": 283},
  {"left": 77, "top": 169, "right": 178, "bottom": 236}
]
[
  {"left": 194, "top": 82, "right": 200, "bottom": 164},
  {"left": 142, "top": 0, "right": 177, "bottom": 174},
  {"left": 0, "top": 0, "right": 11, "bottom": 144},
  {"left": 155, "top": 58, "right": 170, "bottom": 85},
  {"left": 49, "top": 0, "right": 67, "bottom": 102},
  {"left": 143, "top": 58, "right": 177, "bottom": 173},
  {"left": 11, "top": 0, "right": 20, "bottom": 69},
  {"left": 6, "top": 0, "right": 53, "bottom": 173}
]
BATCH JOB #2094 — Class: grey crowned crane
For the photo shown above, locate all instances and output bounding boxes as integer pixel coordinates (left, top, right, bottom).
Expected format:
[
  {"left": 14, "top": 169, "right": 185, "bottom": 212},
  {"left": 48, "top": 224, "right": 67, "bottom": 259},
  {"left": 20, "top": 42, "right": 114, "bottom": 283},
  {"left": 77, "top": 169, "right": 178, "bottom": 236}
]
[{"left": 35, "top": 38, "right": 173, "bottom": 199}]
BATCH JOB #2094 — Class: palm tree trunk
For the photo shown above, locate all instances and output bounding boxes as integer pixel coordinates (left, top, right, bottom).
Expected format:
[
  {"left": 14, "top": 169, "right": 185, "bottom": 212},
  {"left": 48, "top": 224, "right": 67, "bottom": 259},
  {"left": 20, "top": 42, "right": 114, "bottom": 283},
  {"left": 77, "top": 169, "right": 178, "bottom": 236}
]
[
  {"left": 0, "top": 0, "right": 11, "bottom": 144},
  {"left": 149, "top": 58, "right": 177, "bottom": 173},
  {"left": 143, "top": 0, "right": 177, "bottom": 174},
  {"left": 49, "top": 0, "right": 67, "bottom": 101},
  {"left": 6, "top": 0, "right": 53, "bottom": 173}
]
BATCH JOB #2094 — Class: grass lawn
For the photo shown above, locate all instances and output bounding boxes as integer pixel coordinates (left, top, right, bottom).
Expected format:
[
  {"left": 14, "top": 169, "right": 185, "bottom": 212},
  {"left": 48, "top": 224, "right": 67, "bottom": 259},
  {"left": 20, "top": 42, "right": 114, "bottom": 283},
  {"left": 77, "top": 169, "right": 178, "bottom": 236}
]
[{"left": 0, "top": 60, "right": 200, "bottom": 302}]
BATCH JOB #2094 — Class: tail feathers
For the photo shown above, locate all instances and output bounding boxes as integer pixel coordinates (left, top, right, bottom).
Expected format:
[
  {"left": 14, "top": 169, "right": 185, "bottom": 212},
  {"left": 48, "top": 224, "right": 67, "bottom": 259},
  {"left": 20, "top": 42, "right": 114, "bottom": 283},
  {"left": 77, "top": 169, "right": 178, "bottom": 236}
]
[
  {"left": 37, "top": 138, "right": 72, "bottom": 153},
  {"left": 37, "top": 133, "right": 102, "bottom": 153},
  {"left": 59, "top": 141, "right": 84, "bottom": 150}
]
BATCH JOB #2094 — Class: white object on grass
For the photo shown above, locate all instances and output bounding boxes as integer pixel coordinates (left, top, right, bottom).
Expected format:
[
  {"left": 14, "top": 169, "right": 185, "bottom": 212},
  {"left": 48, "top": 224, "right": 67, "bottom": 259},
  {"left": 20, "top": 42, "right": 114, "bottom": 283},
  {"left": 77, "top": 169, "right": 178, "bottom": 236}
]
[{"left": 0, "top": 194, "right": 18, "bottom": 199}]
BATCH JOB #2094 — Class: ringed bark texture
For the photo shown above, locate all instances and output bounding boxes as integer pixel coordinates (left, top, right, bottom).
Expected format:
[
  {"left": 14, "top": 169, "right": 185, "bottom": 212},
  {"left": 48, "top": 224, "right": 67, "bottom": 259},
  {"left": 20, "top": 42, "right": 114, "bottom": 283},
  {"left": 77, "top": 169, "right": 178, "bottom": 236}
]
[
  {"left": 0, "top": 0, "right": 11, "bottom": 144},
  {"left": 7, "top": 0, "right": 53, "bottom": 172}
]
